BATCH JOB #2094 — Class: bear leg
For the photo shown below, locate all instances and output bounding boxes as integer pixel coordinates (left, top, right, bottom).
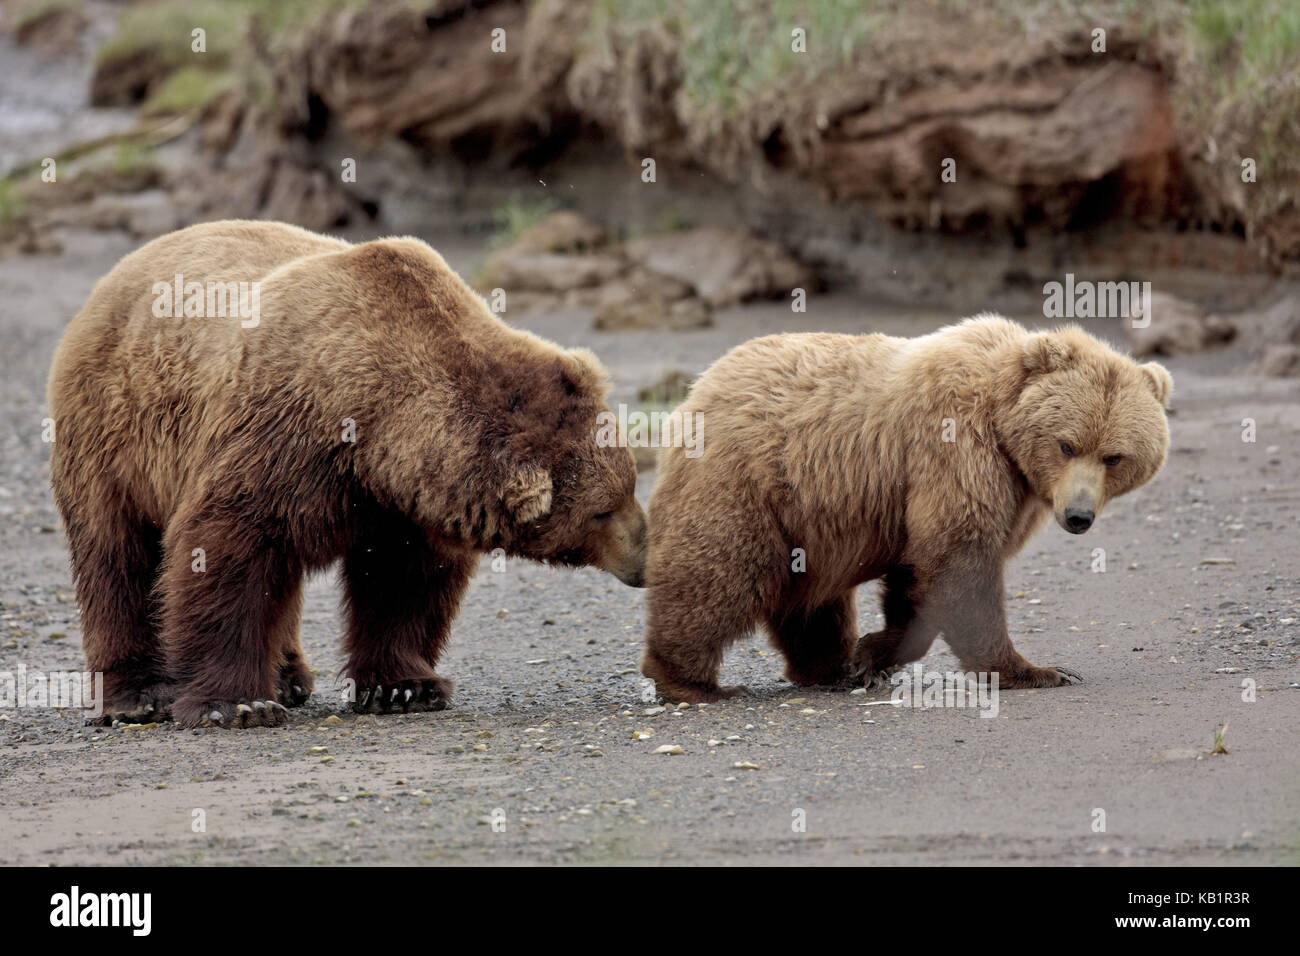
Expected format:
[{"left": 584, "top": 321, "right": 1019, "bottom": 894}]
[
  {"left": 768, "top": 591, "right": 858, "bottom": 688},
  {"left": 889, "top": 553, "right": 1082, "bottom": 688},
  {"left": 342, "top": 511, "right": 475, "bottom": 715},
  {"left": 270, "top": 581, "right": 313, "bottom": 708},
  {"left": 641, "top": 484, "right": 785, "bottom": 703},
  {"left": 851, "top": 565, "right": 936, "bottom": 684},
  {"left": 162, "top": 496, "right": 298, "bottom": 728},
  {"left": 641, "top": 588, "right": 755, "bottom": 703},
  {"left": 54, "top": 477, "right": 173, "bottom": 725}
]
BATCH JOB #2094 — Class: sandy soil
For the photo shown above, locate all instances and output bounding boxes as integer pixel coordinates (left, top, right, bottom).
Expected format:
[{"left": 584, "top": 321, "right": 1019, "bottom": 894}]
[{"left": 1, "top": 222, "right": 1298, "bottom": 866}]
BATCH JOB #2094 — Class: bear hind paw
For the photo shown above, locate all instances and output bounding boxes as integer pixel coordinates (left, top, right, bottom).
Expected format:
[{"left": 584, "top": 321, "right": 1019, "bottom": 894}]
[{"left": 88, "top": 681, "right": 177, "bottom": 726}]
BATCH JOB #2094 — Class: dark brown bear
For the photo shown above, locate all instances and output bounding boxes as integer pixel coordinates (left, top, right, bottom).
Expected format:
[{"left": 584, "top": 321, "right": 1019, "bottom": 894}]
[{"left": 48, "top": 220, "right": 647, "bottom": 728}]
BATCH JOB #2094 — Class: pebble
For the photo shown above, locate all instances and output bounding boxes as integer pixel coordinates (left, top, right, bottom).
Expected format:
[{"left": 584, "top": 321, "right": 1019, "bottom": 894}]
[{"left": 653, "top": 745, "right": 684, "bottom": 755}]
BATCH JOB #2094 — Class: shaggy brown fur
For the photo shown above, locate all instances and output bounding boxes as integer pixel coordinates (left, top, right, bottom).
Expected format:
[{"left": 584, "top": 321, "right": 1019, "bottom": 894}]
[
  {"left": 48, "top": 220, "right": 647, "bottom": 728},
  {"left": 641, "top": 315, "right": 1172, "bottom": 702}
]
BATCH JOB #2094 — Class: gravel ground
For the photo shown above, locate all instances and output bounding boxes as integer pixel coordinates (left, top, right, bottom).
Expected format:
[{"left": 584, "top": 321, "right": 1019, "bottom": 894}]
[{"left": 1, "top": 226, "right": 1298, "bottom": 866}]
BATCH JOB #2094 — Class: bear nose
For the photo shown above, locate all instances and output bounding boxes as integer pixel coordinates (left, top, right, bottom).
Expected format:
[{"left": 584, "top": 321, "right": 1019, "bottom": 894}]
[{"left": 1064, "top": 507, "right": 1094, "bottom": 534}]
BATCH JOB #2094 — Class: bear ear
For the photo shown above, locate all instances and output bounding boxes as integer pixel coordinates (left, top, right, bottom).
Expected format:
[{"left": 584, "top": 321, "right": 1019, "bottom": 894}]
[
  {"left": 1140, "top": 361, "right": 1173, "bottom": 409},
  {"left": 503, "top": 464, "right": 553, "bottom": 523},
  {"left": 559, "top": 348, "right": 612, "bottom": 399},
  {"left": 1022, "top": 333, "right": 1075, "bottom": 376}
]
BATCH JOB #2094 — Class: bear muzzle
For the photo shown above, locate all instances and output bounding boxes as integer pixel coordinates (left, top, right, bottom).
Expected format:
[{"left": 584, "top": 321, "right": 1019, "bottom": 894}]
[
  {"left": 600, "top": 502, "right": 649, "bottom": 587},
  {"left": 1053, "top": 462, "right": 1104, "bottom": 535},
  {"left": 1055, "top": 490, "right": 1099, "bottom": 534},
  {"left": 1062, "top": 506, "right": 1094, "bottom": 534}
]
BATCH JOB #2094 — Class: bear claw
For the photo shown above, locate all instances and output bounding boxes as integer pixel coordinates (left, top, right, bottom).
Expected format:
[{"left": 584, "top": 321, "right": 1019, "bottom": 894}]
[
  {"left": 173, "top": 697, "right": 289, "bottom": 728},
  {"left": 1000, "top": 664, "right": 1084, "bottom": 689},
  {"left": 276, "top": 662, "right": 314, "bottom": 708},
  {"left": 351, "top": 677, "right": 452, "bottom": 715}
]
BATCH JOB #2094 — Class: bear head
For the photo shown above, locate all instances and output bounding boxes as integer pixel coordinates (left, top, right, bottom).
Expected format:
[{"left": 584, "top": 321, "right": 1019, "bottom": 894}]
[
  {"left": 1002, "top": 327, "right": 1172, "bottom": 535},
  {"left": 495, "top": 347, "right": 648, "bottom": 586}
]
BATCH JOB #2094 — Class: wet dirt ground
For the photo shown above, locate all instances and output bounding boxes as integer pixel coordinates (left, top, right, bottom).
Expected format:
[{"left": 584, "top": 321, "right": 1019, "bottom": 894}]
[{"left": 1, "top": 225, "right": 1298, "bottom": 865}]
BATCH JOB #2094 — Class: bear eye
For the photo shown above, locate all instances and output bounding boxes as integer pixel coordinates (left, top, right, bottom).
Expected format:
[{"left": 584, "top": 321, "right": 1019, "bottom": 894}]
[
  {"left": 1104, "top": 454, "right": 1123, "bottom": 467},
  {"left": 1060, "top": 442, "right": 1075, "bottom": 458},
  {"left": 593, "top": 511, "right": 613, "bottom": 521}
]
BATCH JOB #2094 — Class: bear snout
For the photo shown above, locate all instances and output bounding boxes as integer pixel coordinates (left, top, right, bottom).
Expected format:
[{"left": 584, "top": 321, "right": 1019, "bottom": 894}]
[
  {"left": 617, "top": 562, "right": 647, "bottom": 588},
  {"left": 1063, "top": 506, "right": 1094, "bottom": 534},
  {"left": 602, "top": 502, "right": 648, "bottom": 587}
]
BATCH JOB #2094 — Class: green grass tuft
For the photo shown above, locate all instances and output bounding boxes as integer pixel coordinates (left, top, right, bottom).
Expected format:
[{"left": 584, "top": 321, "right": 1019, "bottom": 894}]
[
  {"left": 489, "top": 197, "right": 562, "bottom": 250},
  {"left": 141, "top": 65, "right": 237, "bottom": 115},
  {"left": 589, "top": 0, "right": 881, "bottom": 115},
  {"left": 0, "top": 179, "right": 24, "bottom": 225}
]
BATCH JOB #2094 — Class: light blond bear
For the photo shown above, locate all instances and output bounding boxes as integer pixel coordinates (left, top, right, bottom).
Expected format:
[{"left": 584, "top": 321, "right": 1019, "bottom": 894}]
[{"left": 642, "top": 315, "right": 1172, "bottom": 702}]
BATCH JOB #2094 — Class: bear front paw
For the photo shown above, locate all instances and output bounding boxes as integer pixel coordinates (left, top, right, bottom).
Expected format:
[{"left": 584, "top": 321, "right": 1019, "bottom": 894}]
[
  {"left": 172, "top": 696, "right": 289, "bottom": 728},
  {"left": 352, "top": 676, "right": 453, "bottom": 714},
  {"left": 277, "top": 661, "right": 315, "bottom": 708},
  {"left": 999, "top": 664, "right": 1083, "bottom": 689},
  {"left": 847, "top": 647, "right": 898, "bottom": 691}
]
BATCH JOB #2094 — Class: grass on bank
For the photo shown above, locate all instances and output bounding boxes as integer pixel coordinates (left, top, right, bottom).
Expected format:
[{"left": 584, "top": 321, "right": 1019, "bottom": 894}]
[
  {"left": 0, "top": 179, "right": 24, "bottom": 225},
  {"left": 489, "top": 196, "right": 562, "bottom": 250},
  {"left": 93, "top": 0, "right": 398, "bottom": 113},
  {"left": 141, "top": 66, "right": 237, "bottom": 116}
]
